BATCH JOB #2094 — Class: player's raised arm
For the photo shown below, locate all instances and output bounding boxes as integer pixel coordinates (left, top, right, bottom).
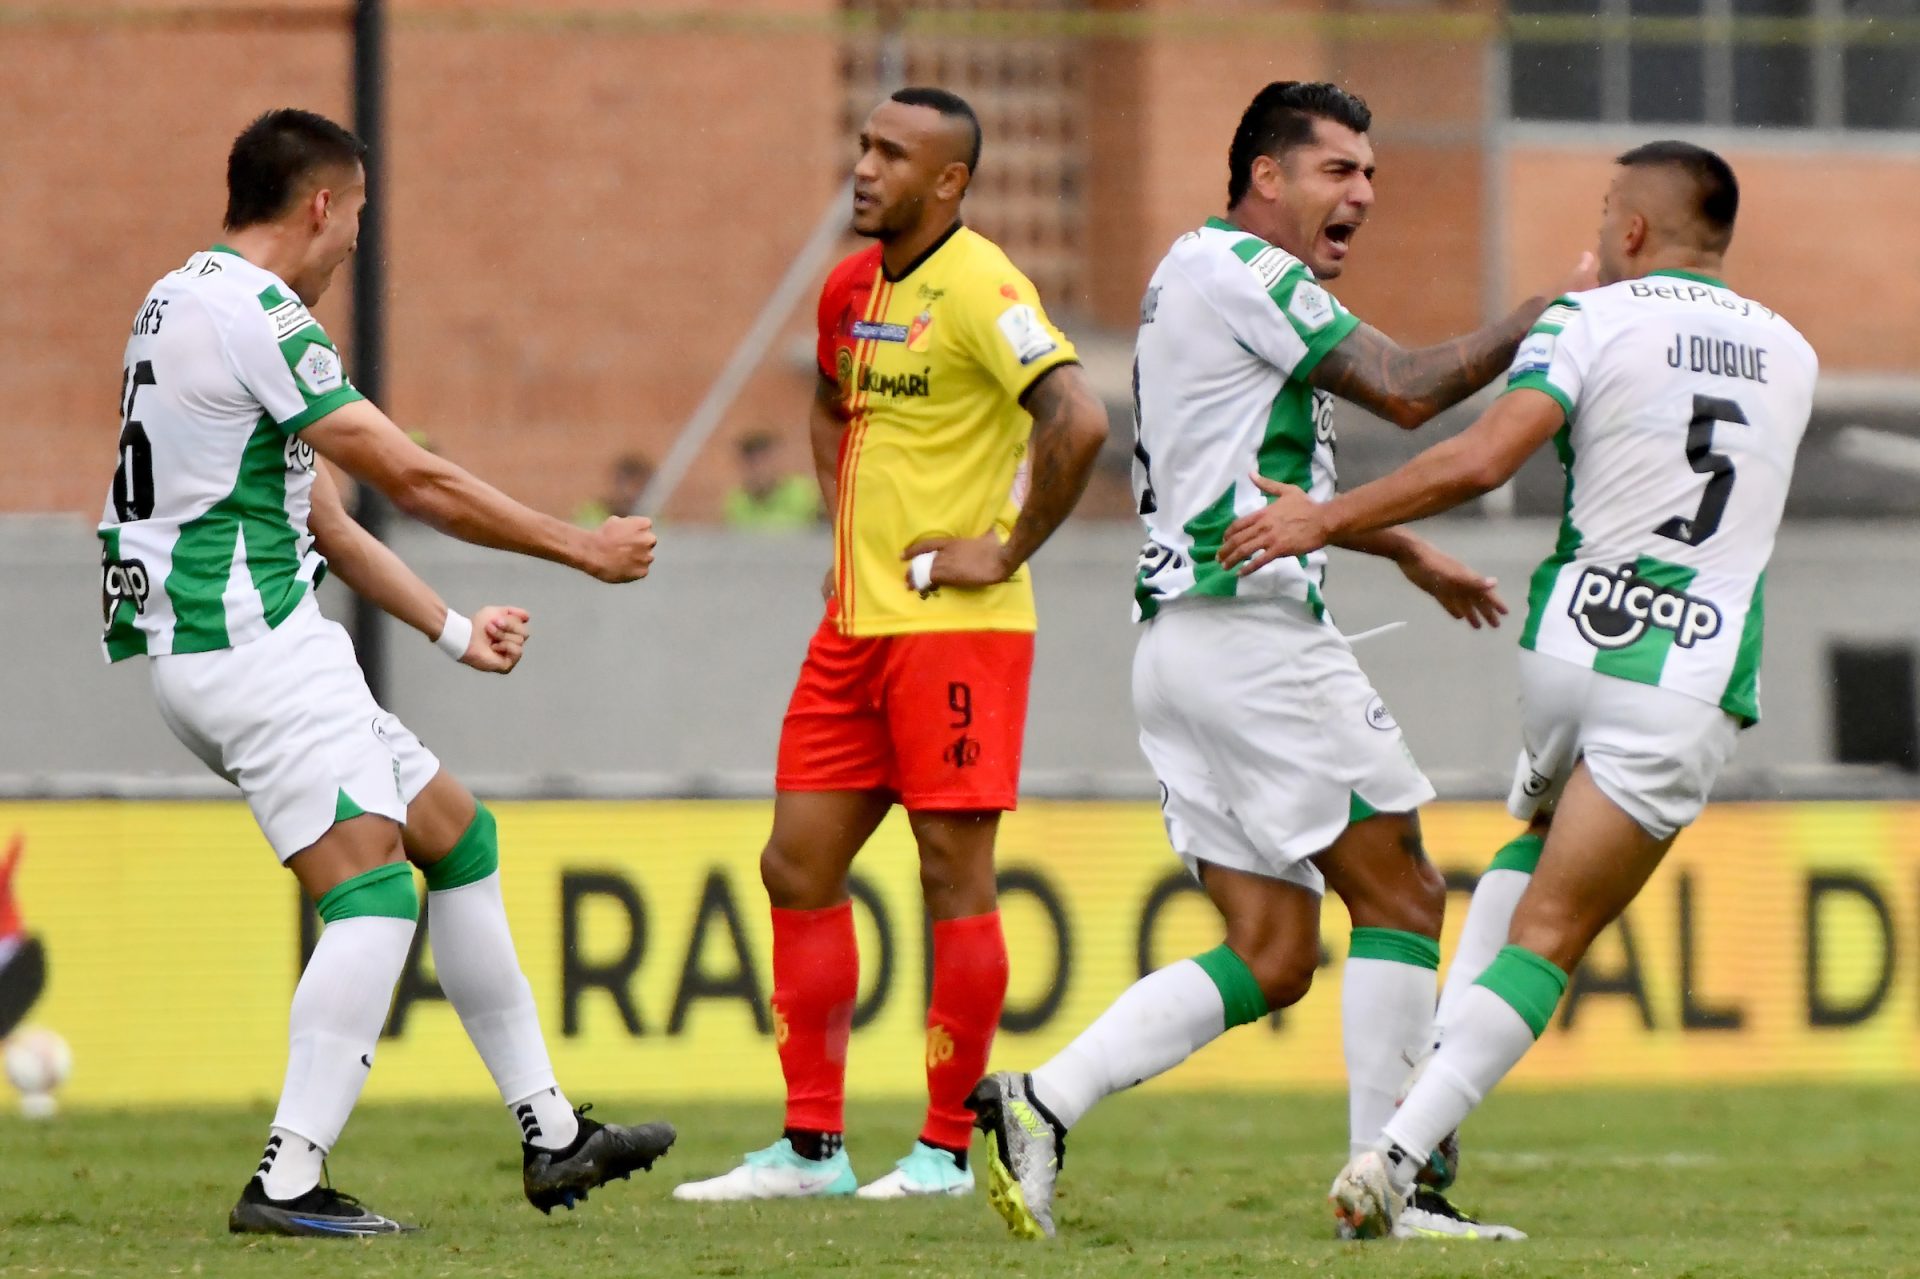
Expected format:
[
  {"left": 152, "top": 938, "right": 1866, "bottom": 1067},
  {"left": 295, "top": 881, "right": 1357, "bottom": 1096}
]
[
  {"left": 306, "top": 463, "right": 529, "bottom": 672},
  {"left": 1307, "top": 252, "right": 1595, "bottom": 430},
  {"left": 299, "top": 398, "right": 655, "bottom": 583},
  {"left": 1219, "top": 386, "right": 1567, "bottom": 570}
]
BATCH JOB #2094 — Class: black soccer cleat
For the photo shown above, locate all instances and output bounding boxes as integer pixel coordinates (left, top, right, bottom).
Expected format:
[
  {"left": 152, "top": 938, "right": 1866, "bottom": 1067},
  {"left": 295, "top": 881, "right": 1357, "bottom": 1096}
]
[
  {"left": 228, "top": 1176, "right": 417, "bottom": 1237},
  {"left": 522, "top": 1105, "right": 677, "bottom": 1214}
]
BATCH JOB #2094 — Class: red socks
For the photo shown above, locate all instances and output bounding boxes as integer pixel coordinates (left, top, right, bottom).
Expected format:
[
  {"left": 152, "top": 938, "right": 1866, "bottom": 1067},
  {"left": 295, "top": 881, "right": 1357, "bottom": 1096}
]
[
  {"left": 922, "top": 911, "right": 1009, "bottom": 1151},
  {"left": 770, "top": 902, "right": 859, "bottom": 1135}
]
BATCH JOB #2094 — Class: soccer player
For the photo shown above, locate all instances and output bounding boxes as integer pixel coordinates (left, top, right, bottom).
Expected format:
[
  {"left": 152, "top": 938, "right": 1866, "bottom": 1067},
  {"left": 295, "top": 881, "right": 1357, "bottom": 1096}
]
[
  {"left": 1220, "top": 143, "right": 1816, "bottom": 1237},
  {"left": 970, "top": 81, "right": 1590, "bottom": 1241},
  {"left": 672, "top": 88, "right": 1109, "bottom": 1202},
  {"left": 98, "top": 109, "right": 675, "bottom": 1237}
]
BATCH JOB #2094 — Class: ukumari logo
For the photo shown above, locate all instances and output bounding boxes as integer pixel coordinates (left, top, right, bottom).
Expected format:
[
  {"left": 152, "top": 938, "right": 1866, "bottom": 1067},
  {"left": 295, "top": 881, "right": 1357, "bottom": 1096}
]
[
  {"left": 1569, "top": 563, "right": 1722, "bottom": 651},
  {"left": 857, "top": 365, "right": 932, "bottom": 398}
]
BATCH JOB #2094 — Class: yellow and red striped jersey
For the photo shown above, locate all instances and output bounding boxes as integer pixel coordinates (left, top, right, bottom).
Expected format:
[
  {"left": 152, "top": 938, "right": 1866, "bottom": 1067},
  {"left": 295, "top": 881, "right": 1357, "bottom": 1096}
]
[{"left": 815, "top": 225, "right": 1078, "bottom": 637}]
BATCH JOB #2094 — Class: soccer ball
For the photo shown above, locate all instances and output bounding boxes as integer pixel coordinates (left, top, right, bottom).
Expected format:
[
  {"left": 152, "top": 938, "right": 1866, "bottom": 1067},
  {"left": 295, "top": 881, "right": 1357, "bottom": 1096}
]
[{"left": 4, "top": 1026, "right": 73, "bottom": 1114}]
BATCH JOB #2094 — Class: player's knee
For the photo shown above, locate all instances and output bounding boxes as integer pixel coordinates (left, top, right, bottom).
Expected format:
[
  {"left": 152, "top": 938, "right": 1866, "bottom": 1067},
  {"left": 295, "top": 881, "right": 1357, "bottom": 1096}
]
[
  {"left": 759, "top": 842, "right": 811, "bottom": 909},
  {"left": 1246, "top": 944, "right": 1316, "bottom": 1009},
  {"left": 1506, "top": 897, "right": 1593, "bottom": 971}
]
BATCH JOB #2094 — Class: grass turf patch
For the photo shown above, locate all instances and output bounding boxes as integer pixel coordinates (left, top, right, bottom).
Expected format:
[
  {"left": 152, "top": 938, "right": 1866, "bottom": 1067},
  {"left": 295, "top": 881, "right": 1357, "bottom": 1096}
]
[{"left": 1, "top": 1084, "right": 1913, "bottom": 1277}]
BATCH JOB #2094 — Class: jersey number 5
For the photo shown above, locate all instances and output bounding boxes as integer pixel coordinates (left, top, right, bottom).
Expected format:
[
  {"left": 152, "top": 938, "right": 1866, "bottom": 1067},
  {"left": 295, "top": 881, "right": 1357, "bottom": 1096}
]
[
  {"left": 1654, "top": 393, "right": 1744, "bottom": 547},
  {"left": 113, "top": 360, "right": 158, "bottom": 522}
]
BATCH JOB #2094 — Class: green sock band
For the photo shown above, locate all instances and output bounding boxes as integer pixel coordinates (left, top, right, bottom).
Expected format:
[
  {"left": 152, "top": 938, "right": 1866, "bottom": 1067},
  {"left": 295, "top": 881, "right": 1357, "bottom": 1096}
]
[
  {"left": 1473, "top": 944, "right": 1569, "bottom": 1038},
  {"left": 316, "top": 862, "right": 419, "bottom": 925},
  {"left": 1191, "top": 944, "right": 1271, "bottom": 1028},
  {"left": 1348, "top": 926, "right": 1440, "bottom": 970},
  {"left": 423, "top": 802, "right": 500, "bottom": 892},
  {"left": 1487, "top": 832, "right": 1545, "bottom": 876}
]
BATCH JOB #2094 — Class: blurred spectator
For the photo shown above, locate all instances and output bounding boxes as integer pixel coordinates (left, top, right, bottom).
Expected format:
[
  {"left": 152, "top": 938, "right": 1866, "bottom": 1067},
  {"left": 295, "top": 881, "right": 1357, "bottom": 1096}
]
[
  {"left": 575, "top": 452, "right": 655, "bottom": 527},
  {"left": 724, "top": 432, "right": 822, "bottom": 531}
]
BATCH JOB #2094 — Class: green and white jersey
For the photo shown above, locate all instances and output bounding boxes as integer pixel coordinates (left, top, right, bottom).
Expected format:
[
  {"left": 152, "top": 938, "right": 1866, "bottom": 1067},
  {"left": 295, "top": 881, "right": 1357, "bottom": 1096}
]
[
  {"left": 1131, "top": 217, "right": 1360, "bottom": 621},
  {"left": 98, "top": 247, "right": 364, "bottom": 661},
  {"left": 1507, "top": 270, "right": 1818, "bottom": 723}
]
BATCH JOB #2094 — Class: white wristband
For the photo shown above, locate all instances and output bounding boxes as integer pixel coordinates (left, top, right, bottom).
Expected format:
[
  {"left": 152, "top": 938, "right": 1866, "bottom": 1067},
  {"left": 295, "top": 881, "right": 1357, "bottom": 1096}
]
[
  {"left": 909, "top": 551, "right": 937, "bottom": 593},
  {"left": 434, "top": 608, "right": 473, "bottom": 660}
]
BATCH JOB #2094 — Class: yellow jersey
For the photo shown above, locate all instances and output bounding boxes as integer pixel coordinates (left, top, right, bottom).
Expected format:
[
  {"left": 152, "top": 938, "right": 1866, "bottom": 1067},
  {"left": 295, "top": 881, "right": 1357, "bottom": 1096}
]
[{"left": 816, "top": 225, "right": 1078, "bottom": 637}]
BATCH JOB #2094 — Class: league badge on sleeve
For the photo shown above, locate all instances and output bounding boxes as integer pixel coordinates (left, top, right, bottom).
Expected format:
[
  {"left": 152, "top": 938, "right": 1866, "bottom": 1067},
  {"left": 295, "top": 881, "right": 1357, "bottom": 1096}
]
[
  {"left": 295, "top": 344, "right": 345, "bottom": 396},
  {"left": 995, "top": 303, "right": 1058, "bottom": 366}
]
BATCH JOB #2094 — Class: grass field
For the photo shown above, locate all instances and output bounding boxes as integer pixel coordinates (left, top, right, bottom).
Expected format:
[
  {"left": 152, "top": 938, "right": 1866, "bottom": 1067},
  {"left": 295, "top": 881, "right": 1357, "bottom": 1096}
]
[{"left": 1, "top": 1085, "right": 1912, "bottom": 1278}]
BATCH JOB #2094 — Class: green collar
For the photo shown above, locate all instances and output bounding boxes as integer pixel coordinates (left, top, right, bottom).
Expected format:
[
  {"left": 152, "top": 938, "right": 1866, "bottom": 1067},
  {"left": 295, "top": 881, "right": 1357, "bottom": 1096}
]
[
  {"left": 1648, "top": 267, "right": 1727, "bottom": 289},
  {"left": 1204, "top": 216, "right": 1243, "bottom": 234},
  {"left": 208, "top": 244, "right": 244, "bottom": 257}
]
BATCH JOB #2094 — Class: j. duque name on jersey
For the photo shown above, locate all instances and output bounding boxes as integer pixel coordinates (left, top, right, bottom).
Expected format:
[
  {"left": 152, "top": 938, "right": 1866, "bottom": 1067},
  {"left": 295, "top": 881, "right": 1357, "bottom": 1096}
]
[
  {"left": 1665, "top": 334, "right": 1769, "bottom": 384},
  {"left": 855, "top": 364, "right": 932, "bottom": 399},
  {"left": 1568, "top": 563, "right": 1722, "bottom": 651}
]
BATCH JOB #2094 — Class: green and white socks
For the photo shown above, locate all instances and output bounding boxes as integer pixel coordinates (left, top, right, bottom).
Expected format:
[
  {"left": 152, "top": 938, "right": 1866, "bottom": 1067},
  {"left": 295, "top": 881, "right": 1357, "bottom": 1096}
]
[
  {"left": 424, "top": 803, "right": 578, "bottom": 1151},
  {"left": 1342, "top": 929, "right": 1440, "bottom": 1156},
  {"left": 1029, "top": 944, "right": 1269, "bottom": 1129},
  {"left": 1434, "top": 832, "right": 1542, "bottom": 1034},
  {"left": 262, "top": 863, "right": 418, "bottom": 1200},
  {"left": 1382, "top": 943, "right": 1568, "bottom": 1169}
]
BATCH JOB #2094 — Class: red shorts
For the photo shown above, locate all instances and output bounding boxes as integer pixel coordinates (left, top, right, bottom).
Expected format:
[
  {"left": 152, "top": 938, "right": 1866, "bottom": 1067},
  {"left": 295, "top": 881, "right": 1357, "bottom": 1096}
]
[{"left": 776, "top": 616, "right": 1035, "bottom": 811}]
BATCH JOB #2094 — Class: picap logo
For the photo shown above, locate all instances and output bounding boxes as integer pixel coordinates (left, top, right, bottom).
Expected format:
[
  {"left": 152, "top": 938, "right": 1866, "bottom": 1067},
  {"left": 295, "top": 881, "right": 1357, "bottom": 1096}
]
[
  {"left": 100, "top": 557, "right": 151, "bottom": 625},
  {"left": 1568, "top": 563, "right": 1722, "bottom": 650}
]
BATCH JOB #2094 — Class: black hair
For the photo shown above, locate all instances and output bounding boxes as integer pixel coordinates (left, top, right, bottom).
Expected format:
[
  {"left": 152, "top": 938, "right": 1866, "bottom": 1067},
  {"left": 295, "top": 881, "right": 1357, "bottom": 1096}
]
[
  {"left": 1615, "top": 140, "right": 1739, "bottom": 253},
  {"left": 889, "top": 86, "right": 983, "bottom": 173},
  {"left": 1227, "top": 81, "right": 1372, "bottom": 206},
  {"left": 224, "top": 109, "right": 367, "bottom": 230}
]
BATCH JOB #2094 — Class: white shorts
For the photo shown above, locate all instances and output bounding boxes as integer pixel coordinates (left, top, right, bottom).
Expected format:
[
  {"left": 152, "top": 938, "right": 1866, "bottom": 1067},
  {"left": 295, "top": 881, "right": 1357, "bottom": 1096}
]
[
  {"left": 1134, "top": 598, "right": 1436, "bottom": 894},
  {"left": 150, "top": 598, "right": 441, "bottom": 861},
  {"left": 1506, "top": 649, "right": 1740, "bottom": 841}
]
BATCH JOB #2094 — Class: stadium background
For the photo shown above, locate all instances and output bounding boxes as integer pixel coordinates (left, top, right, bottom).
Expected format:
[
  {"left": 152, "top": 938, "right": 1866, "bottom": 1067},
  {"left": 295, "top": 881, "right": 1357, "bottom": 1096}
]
[{"left": 3, "top": 0, "right": 1919, "bottom": 1109}]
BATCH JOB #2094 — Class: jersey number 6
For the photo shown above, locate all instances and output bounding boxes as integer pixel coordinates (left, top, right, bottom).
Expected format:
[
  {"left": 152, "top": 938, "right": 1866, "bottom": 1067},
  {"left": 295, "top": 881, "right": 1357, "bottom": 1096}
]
[
  {"left": 112, "top": 360, "right": 158, "bottom": 523},
  {"left": 1654, "top": 393, "right": 1745, "bottom": 547}
]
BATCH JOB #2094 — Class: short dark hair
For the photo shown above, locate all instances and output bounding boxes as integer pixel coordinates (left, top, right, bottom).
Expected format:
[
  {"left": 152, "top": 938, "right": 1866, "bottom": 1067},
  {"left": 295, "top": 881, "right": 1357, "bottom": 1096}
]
[
  {"left": 224, "top": 109, "right": 367, "bottom": 230},
  {"left": 1227, "top": 81, "right": 1372, "bottom": 206},
  {"left": 889, "top": 86, "right": 982, "bottom": 173},
  {"left": 1615, "top": 140, "right": 1739, "bottom": 253}
]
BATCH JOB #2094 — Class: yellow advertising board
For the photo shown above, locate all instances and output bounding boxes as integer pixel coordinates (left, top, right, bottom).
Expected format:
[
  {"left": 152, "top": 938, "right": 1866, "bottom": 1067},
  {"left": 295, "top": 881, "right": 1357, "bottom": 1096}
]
[{"left": 2, "top": 800, "right": 1917, "bottom": 1108}]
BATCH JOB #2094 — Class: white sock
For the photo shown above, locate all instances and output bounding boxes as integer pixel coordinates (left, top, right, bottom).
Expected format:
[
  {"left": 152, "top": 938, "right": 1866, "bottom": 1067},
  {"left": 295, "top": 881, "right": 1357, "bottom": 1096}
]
[
  {"left": 265, "top": 915, "right": 415, "bottom": 1196},
  {"left": 1029, "top": 958, "right": 1226, "bottom": 1129},
  {"left": 1382, "top": 984, "right": 1536, "bottom": 1165},
  {"left": 257, "top": 1126, "right": 325, "bottom": 1201},
  {"left": 427, "top": 872, "right": 578, "bottom": 1150},
  {"left": 1434, "top": 868, "right": 1531, "bottom": 1035},
  {"left": 1342, "top": 955, "right": 1437, "bottom": 1156}
]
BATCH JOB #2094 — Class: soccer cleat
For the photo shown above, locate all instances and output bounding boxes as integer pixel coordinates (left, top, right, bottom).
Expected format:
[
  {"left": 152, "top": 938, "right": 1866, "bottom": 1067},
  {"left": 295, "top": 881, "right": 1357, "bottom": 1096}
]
[
  {"left": 522, "top": 1105, "right": 677, "bottom": 1214},
  {"left": 227, "top": 1177, "right": 416, "bottom": 1237},
  {"left": 670, "top": 1138, "right": 857, "bottom": 1202},
  {"left": 967, "top": 1072, "right": 1065, "bottom": 1241},
  {"left": 855, "top": 1141, "right": 975, "bottom": 1199},
  {"left": 1329, "top": 1148, "right": 1402, "bottom": 1240},
  {"left": 1393, "top": 1187, "right": 1528, "bottom": 1241}
]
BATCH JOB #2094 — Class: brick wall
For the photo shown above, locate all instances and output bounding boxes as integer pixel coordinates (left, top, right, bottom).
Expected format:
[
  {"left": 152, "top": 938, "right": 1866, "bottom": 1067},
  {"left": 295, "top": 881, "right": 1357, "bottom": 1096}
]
[{"left": 5, "top": 1, "right": 1913, "bottom": 518}]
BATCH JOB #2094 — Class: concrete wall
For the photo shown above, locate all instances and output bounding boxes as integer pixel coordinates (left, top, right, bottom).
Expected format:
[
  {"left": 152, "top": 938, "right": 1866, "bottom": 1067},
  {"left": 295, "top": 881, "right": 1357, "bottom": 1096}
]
[{"left": 9, "top": 515, "right": 1917, "bottom": 799}]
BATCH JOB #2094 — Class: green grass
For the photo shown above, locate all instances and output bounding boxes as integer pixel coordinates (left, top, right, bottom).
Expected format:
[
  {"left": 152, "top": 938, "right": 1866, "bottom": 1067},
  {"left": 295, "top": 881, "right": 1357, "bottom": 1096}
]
[{"left": 0, "top": 1085, "right": 1912, "bottom": 1278}]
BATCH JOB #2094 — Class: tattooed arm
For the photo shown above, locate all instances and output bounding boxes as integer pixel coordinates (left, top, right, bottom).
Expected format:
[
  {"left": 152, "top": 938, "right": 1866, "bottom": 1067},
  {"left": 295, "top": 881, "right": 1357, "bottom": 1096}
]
[
  {"left": 902, "top": 362, "right": 1110, "bottom": 590},
  {"left": 1310, "top": 252, "right": 1598, "bottom": 429}
]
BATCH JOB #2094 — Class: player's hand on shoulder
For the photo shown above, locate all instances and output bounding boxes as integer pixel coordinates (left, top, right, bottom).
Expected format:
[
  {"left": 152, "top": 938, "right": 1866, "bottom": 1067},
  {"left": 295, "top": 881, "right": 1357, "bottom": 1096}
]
[
  {"left": 901, "top": 533, "right": 1015, "bottom": 595},
  {"left": 1395, "top": 539, "right": 1508, "bottom": 630},
  {"left": 464, "top": 605, "right": 532, "bottom": 673},
  {"left": 1555, "top": 250, "right": 1600, "bottom": 297},
  {"left": 585, "top": 516, "right": 656, "bottom": 583},
  {"left": 1219, "top": 473, "right": 1330, "bottom": 573}
]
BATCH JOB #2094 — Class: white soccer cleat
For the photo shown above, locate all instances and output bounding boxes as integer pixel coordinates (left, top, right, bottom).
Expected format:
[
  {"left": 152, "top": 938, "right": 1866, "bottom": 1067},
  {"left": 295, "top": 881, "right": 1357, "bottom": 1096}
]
[
  {"left": 855, "top": 1141, "right": 975, "bottom": 1199},
  {"left": 1393, "top": 1187, "right": 1527, "bottom": 1240},
  {"left": 670, "top": 1138, "right": 856, "bottom": 1202},
  {"left": 1329, "top": 1148, "right": 1402, "bottom": 1240}
]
